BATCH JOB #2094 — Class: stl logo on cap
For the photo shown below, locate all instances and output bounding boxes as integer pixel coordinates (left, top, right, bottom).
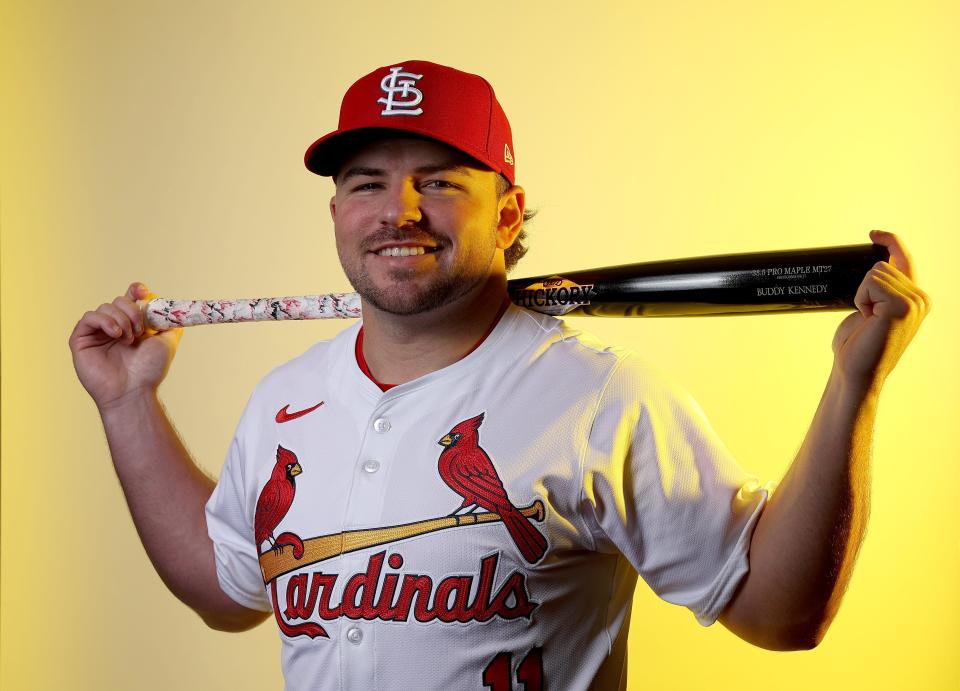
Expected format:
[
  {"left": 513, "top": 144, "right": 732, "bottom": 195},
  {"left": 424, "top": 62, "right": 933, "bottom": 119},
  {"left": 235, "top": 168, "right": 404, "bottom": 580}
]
[
  {"left": 304, "top": 60, "right": 517, "bottom": 185},
  {"left": 377, "top": 66, "right": 424, "bottom": 116}
]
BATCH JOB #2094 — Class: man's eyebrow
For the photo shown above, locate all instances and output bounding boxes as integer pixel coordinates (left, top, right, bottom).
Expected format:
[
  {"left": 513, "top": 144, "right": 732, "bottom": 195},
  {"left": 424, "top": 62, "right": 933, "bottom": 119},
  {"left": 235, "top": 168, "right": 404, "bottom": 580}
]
[
  {"left": 338, "top": 163, "right": 476, "bottom": 184},
  {"left": 339, "top": 166, "right": 384, "bottom": 183},
  {"left": 413, "top": 163, "right": 475, "bottom": 176}
]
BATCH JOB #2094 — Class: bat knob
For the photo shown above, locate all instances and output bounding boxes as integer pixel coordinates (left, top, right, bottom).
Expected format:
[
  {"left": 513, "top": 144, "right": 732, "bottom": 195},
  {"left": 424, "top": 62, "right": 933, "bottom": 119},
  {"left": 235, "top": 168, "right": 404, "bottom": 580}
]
[{"left": 139, "top": 298, "right": 174, "bottom": 332}]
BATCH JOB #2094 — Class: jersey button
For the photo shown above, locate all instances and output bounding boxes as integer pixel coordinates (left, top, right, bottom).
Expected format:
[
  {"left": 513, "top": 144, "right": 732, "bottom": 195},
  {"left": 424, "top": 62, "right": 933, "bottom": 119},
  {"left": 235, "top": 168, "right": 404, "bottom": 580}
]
[
  {"left": 346, "top": 626, "right": 363, "bottom": 644},
  {"left": 362, "top": 460, "right": 381, "bottom": 474},
  {"left": 373, "top": 417, "right": 391, "bottom": 433}
]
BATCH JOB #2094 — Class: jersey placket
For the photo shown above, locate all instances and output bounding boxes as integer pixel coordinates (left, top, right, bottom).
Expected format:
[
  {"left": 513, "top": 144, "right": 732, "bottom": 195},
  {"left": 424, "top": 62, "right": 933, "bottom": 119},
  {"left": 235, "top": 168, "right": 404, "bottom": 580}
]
[{"left": 338, "top": 396, "right": 400, "bottom": 690}]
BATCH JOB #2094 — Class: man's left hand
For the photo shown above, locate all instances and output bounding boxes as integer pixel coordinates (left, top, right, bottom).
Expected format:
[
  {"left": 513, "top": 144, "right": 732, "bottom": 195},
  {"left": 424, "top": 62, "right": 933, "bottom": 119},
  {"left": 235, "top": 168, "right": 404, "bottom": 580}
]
[{"left": 831, "top": 229, "right": 931, "bottom": 394}]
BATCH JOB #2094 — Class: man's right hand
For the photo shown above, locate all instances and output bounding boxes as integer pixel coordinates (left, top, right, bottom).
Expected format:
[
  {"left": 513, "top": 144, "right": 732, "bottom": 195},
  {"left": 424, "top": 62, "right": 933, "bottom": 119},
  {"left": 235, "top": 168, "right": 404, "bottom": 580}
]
[
  {"left": 69, "top": 282, "right": 183, "bottom": 409},
  {"left": 68, "top": 281, "right": 267, "bottom": 631}
]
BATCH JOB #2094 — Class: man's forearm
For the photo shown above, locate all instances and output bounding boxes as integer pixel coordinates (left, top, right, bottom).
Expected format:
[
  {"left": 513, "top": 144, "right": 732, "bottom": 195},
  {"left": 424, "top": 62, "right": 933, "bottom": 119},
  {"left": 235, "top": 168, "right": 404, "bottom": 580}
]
[
  {"left": 720, "top": 368, "right": 878, "bottom": 650},
  {"left": 98, "top": 390, "right": 231, "bottom": 618}
]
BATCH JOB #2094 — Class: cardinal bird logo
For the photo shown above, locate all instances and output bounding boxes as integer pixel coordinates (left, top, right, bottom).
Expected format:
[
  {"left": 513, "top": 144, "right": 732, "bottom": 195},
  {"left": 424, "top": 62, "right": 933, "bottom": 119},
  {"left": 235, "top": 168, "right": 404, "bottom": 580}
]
[
  {"left": 254, "top": 445, "right": 306, "bottom": 559},
  {"left": 437, "top": 413, "right": 548, "bottom": 564}
]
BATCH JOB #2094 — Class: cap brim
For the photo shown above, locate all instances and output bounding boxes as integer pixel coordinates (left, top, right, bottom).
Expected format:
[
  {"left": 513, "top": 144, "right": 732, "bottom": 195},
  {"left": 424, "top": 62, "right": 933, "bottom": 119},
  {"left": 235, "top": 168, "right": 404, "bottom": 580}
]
[
  {"left": 304, "top": 128, "right": 390, "bottom": 177},
  {"left": 304, "top": 126, "right": 501, "bottom": 181}
]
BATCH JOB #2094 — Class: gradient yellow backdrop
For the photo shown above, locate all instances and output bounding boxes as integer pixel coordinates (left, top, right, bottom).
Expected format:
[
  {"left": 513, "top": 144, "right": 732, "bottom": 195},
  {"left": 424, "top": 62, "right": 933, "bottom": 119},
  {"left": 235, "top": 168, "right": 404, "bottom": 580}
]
[{"left": 3, "top": 2, "right": 957, "bottom": 689}]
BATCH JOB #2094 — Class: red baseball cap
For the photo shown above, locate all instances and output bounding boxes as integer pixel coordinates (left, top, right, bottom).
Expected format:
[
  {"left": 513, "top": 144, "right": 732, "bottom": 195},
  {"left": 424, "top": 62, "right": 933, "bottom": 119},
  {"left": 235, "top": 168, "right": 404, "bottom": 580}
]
[{"left": 304, "top": 60, "right": 516, "bottom": 185}]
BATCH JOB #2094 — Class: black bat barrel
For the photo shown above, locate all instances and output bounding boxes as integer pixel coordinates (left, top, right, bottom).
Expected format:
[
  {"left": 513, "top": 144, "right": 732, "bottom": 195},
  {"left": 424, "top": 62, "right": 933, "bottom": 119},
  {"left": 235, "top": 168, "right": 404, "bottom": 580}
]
[{"left": 507, "top": 243, "right": 889, "bottom": 317}]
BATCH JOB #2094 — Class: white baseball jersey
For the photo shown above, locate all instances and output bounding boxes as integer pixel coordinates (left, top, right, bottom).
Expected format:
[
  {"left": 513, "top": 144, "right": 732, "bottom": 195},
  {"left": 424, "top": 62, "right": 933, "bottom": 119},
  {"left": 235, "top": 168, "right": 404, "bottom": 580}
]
[{"left": 206, "top": 305, "right": 773, "bottom": 690}]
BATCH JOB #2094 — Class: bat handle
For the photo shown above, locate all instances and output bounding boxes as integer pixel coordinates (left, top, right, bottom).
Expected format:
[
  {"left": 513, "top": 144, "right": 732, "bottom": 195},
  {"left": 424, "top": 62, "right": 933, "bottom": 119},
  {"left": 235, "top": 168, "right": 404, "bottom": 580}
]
[{"left": 141, "top": 294, "right": 363, "bottom": 331}]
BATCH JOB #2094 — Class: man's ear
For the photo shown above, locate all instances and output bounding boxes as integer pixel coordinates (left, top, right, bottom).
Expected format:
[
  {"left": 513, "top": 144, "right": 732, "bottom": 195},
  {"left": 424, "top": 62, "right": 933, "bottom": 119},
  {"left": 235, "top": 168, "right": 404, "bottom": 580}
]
[
  {"left": 496, "top": 185, "right": 525, "bottom": 250},
  {"left": 329, "top": 195, "right": 337, "bottom": 221}
]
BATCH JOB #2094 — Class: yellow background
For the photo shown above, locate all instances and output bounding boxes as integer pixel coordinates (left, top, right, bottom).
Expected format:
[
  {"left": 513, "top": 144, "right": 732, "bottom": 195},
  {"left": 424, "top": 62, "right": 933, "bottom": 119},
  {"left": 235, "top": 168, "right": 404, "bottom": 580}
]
[{"left": 3, "top": 1, "right": 957, "bottom": 689}]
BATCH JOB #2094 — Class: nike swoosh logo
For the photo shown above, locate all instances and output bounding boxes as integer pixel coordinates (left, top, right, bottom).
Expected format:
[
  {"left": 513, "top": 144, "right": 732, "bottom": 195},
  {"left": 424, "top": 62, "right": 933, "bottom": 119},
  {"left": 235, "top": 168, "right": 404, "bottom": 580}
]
[{"left": 275, "top": 401, "right": 325, "bottom": 423}]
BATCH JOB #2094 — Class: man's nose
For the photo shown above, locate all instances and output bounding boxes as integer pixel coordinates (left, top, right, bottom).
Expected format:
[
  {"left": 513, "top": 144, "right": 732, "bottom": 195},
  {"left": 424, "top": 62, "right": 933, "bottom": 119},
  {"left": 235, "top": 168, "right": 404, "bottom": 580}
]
[{"left": 381, "top": 178, "right": 422, "bottom": 227}]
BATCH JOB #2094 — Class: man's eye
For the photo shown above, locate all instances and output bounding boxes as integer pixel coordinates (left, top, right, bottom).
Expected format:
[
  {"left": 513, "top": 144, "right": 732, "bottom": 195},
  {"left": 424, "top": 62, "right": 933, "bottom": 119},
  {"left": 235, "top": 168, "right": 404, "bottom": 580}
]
[
  {"left": 424, "top": 180, "right": 458, "bottom": 189},
  {"left": 351, "top": 182, "right": 382, "bottom": 192}
]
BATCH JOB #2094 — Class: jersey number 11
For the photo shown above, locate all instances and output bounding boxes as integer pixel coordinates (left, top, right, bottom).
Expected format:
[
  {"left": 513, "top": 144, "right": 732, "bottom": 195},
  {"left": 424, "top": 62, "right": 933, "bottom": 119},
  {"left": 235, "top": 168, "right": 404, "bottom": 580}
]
[{"left": 482, "top": 647, "right": 544, "bottom": 691}]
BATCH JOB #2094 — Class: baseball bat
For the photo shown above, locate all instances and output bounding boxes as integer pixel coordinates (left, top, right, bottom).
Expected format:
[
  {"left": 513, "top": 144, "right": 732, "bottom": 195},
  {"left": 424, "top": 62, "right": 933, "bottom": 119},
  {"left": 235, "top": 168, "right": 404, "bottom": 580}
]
[
  {"left": 142, "top": 243, "right": 887, "bottom": 330},
  {"left": 259, "top": 500, "right": 545, "bottom": 583}
]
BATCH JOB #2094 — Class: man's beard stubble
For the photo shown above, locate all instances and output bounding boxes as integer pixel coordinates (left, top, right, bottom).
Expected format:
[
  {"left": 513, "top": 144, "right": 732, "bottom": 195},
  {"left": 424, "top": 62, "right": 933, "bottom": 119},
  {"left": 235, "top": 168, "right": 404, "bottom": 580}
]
[
  {"left": 339, "top": 225, "right": 497, "bottom": 316},
  {"left": 350, "top": 263, "right": 465, "bottom": 316}
]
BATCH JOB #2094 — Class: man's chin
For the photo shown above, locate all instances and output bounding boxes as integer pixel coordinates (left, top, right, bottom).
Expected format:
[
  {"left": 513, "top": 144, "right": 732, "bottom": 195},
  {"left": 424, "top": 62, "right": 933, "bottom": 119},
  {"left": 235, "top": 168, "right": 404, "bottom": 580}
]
[
  {"left": 354, "top": 274, "right": 473, "bottom": 316},
  {"left": 359, "top": 288, "right": 450, "bottom": 316}
]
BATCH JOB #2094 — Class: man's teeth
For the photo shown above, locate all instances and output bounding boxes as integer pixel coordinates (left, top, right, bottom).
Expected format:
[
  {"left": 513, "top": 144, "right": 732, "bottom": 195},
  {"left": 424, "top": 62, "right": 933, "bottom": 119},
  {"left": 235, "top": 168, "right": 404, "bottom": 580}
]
[{"left": 376, "top": 246, "right": 429, "bottom": 257}]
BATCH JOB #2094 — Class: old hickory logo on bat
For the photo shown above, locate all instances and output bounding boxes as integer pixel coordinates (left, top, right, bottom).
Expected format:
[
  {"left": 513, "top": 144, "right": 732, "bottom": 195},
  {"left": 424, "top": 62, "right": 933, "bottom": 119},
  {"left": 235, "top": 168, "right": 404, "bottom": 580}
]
[
  {"left": 510, "top": 276, "right": 595, "bottom": 316},
  {"left": 253, "top": 414, "right": 548, "bottom": 639}
]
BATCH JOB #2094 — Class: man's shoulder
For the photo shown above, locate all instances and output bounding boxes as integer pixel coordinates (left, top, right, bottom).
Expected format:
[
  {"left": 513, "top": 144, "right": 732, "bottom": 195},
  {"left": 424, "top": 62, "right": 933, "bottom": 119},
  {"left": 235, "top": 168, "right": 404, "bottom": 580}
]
[
  {"left": 511, "top": 307, "right": 661, "bottom": 387},
  {"left": 517, "top": 309, "right": 689, "bottom": 405},
  {"left": 515, "top": 307, "right": 635, "bottom": 369},
  {"left": 252, "top": 322, "right": 359, "bottom": 393}
]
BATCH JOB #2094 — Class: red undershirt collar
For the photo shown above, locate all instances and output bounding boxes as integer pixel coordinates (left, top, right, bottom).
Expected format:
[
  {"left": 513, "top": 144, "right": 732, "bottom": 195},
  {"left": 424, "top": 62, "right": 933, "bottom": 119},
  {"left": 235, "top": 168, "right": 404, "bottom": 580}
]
[{"left": 355, "top": 297, "right": 512, "bottom": 392}]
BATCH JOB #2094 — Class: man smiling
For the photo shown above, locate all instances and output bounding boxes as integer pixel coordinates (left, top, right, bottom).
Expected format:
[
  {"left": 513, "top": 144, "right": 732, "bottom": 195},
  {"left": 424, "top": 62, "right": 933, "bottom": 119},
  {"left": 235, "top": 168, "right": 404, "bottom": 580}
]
[
  {"left": 69, "top": 60, "right": 930, "bottom": 690},
  {"left": 332, "top": 138, "right": 519, "bottom": 313},
  {"left": 327, "top": 134, "right": 525, "bottom": 383}
]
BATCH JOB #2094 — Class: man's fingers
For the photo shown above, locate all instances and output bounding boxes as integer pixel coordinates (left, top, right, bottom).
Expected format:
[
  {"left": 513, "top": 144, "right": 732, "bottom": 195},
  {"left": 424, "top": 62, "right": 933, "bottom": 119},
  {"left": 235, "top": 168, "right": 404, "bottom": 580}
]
[
  {"left": 98, "top": 302, "right": 136, "bottom": 342},
  {"left": 123, "top": 282, "right": 155, "bottom": 336},
  {"left": 93, "top": 311, "right": 121, "bottom": 338},
  {"left": 869, "top": 229, "right": 916, "bottom": 282},
  {"left": 70, "top": 284, "right": 160, "bottom": 351},
  {"left": 125, "top": 282, "right": 148, "bottom": 301},
  {"left": 854, "top": 263, "right": 927, "bottom": 321},
  {"left": 113, "top": 296, "right": 144, "bottom": 336},
  {"left": 72, "top": 310, "right": 124, "bottom": 341}
]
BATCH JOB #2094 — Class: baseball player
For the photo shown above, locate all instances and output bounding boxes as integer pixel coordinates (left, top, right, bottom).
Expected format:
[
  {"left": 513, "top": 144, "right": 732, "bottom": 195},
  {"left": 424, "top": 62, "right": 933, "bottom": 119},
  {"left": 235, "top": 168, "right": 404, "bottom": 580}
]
[{"left": 69, "top": 60, "right": 930, "bottom": 690}]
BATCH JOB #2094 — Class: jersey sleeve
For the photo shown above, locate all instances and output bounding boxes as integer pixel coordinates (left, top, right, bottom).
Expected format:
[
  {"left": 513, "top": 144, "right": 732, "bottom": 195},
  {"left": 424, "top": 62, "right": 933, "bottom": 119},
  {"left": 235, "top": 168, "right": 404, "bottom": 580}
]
[
  {"left": 579, "top": 352, "right": 775, "bottom": 626},
  {"left": 205, "top": 397, "right": 273, "bottom": 613}
]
